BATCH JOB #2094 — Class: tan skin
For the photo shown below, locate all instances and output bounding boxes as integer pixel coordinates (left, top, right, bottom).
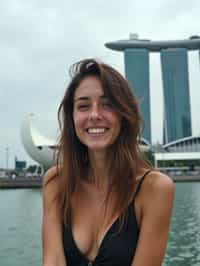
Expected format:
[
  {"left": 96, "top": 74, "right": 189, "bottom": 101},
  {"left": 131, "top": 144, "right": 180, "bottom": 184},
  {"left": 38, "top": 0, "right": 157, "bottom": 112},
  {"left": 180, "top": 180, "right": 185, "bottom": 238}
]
[{"left": 42, "top": 77, "right": 175, "bottom": 266}]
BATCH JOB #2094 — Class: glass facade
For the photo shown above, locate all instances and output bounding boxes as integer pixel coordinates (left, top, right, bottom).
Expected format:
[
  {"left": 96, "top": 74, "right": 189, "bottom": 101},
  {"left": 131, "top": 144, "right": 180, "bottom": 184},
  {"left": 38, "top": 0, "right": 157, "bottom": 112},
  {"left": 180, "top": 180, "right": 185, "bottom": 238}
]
[
  {"left": 161, "top": 48, "right": 192, "bottom": 144},
  {"left": 124, "top": 49, "right": 151, "bottom": 143}
]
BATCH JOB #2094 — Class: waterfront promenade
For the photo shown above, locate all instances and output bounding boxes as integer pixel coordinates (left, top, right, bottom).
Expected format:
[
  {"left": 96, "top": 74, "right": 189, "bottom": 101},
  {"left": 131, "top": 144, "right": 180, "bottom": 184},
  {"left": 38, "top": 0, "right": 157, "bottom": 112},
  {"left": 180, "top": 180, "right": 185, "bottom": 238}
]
[
  {"left": 171, "top": 175, "right": 200, "bottom": 182},
  {"left": 0, "top": 173, "right": 200, "bottom": 189},
  {"left": 0, "top": 176, "right": 42, "bottom": 188}
]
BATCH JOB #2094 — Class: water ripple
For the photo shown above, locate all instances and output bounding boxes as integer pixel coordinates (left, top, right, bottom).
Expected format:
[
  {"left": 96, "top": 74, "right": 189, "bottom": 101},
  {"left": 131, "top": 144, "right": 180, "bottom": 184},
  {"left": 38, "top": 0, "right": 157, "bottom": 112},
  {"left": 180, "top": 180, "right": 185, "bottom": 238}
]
[
  {"left": 164, "top": 183, "right": 200, "bottom": 266},
  {"left": 0, "top": 184, "right": 200, "bottom": 266}
]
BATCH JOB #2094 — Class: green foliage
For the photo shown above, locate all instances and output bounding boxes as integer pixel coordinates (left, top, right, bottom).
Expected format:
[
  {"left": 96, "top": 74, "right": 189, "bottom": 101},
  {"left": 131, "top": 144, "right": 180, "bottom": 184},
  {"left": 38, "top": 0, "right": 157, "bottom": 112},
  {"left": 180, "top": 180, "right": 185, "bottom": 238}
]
[
  {"left": 157, "top": 159, "right": 200, "bottom": 168},
  {"left": 26, "top": 165, "right": 38, "bottom": 173},
  {"left": 26, "top": 165, "right": 44, "bottom": 174},
  {"left": 143, "top": 150, "right": 155, "bottom": 167}
]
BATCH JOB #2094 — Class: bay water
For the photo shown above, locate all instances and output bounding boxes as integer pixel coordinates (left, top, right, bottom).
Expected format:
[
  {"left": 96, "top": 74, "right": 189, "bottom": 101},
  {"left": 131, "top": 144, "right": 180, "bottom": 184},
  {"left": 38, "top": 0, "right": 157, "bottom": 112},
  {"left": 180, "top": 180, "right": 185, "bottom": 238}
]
[{"left": 0, "top": 183, "right": 200, "bottom": 266}]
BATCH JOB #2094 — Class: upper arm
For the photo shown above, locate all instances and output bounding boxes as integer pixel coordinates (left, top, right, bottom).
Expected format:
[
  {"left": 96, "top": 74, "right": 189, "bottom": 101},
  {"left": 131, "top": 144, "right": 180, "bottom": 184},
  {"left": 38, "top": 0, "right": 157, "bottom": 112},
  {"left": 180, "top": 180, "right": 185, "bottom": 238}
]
[
  {"left": 132, "top": 172, "right": 175, "bottom": 266},
  {"left": 42, "top": 166, "right": 67, "bottom": 266}
]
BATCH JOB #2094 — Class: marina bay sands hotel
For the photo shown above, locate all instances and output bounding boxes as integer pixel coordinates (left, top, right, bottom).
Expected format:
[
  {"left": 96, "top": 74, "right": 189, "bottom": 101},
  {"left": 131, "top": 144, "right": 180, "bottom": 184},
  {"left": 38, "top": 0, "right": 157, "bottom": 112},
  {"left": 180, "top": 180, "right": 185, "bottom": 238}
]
[{"left": 105, "top": 34, "right": 200, "bottom": 144}]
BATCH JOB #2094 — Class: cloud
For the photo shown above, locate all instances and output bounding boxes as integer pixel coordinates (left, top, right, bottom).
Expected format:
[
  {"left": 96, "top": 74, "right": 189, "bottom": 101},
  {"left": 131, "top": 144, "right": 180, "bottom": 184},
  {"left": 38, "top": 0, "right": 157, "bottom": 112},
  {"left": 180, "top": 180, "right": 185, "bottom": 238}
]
[{"left": 0, "top": 0, "right": 200, "bottom": 167}]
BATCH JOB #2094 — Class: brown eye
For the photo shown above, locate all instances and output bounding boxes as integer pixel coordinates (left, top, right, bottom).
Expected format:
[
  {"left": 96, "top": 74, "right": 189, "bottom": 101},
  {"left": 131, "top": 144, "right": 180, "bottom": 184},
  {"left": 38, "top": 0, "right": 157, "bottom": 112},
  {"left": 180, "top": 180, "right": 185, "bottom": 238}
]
[
  {"left": 102, "top": 101, "right": 112, "bottom": 109},
  {"left": 77, "top": 104, "right": 90, "bottom": 111}
]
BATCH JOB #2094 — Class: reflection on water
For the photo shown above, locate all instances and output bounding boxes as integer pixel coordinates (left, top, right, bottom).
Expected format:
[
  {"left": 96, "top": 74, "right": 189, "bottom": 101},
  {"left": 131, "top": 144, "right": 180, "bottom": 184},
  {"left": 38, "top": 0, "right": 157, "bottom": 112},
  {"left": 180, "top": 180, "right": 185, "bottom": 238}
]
[
  {"left": 0, "top": 189, "right": 42, "bottom": 266},
  {"left": 0, "top": 183, "right": 200, "bottom": 265},
  {"left": 164, "top": 183, "right": 200, "bottom": 266}
]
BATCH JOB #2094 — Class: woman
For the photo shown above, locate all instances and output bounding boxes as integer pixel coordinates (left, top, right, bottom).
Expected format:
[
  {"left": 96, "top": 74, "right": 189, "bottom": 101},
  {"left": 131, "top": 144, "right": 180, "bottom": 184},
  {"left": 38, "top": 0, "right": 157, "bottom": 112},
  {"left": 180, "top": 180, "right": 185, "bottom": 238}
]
[{"left": 42, "top": 59, "right": 175, "bottom": 266}]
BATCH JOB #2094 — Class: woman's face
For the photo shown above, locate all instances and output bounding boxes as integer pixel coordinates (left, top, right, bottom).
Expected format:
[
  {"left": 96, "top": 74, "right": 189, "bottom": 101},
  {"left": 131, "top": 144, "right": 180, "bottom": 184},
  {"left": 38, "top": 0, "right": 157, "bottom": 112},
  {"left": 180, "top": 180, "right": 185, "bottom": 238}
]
[{"left": 73, "top": 76, "right": 121, "bottom": 152}]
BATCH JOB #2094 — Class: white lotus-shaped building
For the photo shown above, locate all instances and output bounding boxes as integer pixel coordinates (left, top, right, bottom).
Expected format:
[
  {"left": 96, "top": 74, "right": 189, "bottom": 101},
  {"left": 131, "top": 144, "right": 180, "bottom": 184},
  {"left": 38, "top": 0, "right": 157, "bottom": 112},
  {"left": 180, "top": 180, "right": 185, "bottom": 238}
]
[{"left": 20, "top": 113, "right": 57, "bottom": 168}]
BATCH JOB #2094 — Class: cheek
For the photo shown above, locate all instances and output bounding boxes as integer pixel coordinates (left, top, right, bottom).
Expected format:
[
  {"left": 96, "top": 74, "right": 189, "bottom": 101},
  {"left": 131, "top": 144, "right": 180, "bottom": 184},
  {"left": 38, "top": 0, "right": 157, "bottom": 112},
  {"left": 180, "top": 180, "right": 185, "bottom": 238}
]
[
  {"left": 73, "top": 112, "right": 86, "bottom": 132},
  {"left": 109, "top": 113, "right": 121, "bottom": 133},
  {"left": 111, "top": 111, "right": 121, "bottom": 124}
]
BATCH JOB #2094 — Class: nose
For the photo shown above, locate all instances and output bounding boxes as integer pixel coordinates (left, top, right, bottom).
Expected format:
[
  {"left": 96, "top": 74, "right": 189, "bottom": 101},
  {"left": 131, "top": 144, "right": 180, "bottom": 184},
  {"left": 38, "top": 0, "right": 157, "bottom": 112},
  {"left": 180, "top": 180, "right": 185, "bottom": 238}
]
[{"left": 89, "top": 104, "right": 102, "bottom": 120}]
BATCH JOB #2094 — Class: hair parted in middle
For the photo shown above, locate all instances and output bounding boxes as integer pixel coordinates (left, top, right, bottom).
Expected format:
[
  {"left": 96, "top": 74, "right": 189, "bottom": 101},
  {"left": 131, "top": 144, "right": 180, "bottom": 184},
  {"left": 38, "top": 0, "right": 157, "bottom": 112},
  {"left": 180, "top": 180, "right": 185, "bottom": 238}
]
[{"left": 54, "top": 58, "right": 151, "bottom": 226}]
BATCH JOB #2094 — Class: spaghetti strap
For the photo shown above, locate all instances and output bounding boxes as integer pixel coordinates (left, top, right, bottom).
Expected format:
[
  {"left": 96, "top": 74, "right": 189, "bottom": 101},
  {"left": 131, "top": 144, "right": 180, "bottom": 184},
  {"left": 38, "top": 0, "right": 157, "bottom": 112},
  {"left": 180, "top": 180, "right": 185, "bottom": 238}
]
[{"left": 133, "top": 170, "right": 151, "bottom": 200}]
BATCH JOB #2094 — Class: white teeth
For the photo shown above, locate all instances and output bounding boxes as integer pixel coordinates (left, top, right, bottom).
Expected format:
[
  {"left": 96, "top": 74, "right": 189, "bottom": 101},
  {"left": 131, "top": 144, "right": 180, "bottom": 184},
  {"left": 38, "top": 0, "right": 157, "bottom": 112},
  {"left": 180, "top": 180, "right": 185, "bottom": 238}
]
[{"left": 88, "top": 128, "right": 106, "bottom": 133}]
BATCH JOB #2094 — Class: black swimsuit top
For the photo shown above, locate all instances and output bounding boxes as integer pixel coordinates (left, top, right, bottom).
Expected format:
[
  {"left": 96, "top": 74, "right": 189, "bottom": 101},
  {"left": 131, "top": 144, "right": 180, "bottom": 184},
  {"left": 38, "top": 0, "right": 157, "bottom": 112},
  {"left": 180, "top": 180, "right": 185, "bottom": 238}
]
[{"left": 62, "top": 170, "right": 151, "bottom": 266}]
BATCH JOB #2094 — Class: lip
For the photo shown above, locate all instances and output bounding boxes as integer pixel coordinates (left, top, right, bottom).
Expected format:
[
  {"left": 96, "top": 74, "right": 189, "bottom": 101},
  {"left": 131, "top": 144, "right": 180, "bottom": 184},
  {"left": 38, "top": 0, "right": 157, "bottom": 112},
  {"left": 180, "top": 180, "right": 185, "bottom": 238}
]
[
  {"left": 86, "top": 127, "right": 109, "bottom": 137},
  {"left": 86, "top": 127, "right": 109, "bottom": 132}
]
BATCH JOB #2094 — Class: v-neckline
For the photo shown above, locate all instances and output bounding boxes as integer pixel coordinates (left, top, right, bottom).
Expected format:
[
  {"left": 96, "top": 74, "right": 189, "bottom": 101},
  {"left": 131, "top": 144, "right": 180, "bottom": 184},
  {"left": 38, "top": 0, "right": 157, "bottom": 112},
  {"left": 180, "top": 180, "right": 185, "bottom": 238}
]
[
  {"left": 70, "top": 213, "right": 120, "bottom": 263},
  {"left": 68, "top": 171, "right": 148, "bottom": 263},
  {"left": 69, "top": 200, "right": 140, "bottom": 263}
]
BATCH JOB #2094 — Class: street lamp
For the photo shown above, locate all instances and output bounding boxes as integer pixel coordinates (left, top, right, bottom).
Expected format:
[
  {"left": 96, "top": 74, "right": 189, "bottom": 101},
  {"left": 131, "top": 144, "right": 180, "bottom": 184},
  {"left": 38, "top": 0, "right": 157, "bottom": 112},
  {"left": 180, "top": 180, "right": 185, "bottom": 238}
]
[{"left": 5, "top": 147, "right": 10, "bottom": 169}]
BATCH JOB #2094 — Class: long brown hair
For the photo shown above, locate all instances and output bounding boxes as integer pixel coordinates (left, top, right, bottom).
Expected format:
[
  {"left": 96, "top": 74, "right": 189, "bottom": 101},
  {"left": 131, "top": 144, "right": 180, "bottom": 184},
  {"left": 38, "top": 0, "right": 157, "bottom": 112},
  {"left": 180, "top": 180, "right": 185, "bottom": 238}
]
[{"left": 51, "top": 59, "right": 151, "bottom": 227}]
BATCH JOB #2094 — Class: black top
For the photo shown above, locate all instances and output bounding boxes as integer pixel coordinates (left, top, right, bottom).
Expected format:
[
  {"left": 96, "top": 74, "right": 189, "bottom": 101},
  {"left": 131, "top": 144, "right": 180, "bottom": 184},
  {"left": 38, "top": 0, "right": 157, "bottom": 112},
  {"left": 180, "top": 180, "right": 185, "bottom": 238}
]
[{"left": 62, "top": 170, "right": 151, "bottom": 266}]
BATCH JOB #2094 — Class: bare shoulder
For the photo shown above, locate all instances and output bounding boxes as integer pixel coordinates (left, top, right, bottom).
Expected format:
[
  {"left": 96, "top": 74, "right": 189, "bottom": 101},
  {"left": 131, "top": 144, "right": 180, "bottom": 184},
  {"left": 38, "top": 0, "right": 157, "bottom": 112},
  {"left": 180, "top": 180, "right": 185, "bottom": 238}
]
[
  {"left": 141, "top": 170, "right": 175, "bottom": 205},
  {"left": 42, "top": 166, "right": 62, "bottom": 208},
  {"left": 43, "top": 165, "right": 61, "bottom": 186},
  {"left": 144, "top": 170, "right": 174, "bottom": 192}
]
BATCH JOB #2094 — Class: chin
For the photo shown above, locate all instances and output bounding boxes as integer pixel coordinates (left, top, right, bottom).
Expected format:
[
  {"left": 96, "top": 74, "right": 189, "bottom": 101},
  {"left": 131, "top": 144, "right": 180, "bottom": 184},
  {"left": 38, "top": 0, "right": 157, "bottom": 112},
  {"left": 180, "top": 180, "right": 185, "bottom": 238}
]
[
  {"left": 88, "top": 145, "right": 107, "bottom": 151},
  {"left": 87, "top": 142, "right": 110, "bottom": 152}
]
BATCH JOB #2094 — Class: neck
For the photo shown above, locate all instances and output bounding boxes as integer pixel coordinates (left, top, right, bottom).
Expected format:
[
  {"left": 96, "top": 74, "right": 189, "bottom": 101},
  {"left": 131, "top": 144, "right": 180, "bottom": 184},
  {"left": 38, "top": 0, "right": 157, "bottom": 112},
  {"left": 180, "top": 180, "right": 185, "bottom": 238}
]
[{"left": 88, "top": 150, "right": 109, "bottom": 188}]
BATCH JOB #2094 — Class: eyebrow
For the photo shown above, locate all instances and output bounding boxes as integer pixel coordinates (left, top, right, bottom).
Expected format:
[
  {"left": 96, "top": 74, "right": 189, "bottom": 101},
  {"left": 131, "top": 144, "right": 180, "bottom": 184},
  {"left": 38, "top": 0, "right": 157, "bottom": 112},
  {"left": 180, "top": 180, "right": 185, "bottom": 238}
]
[
  {"left": 74, "top": 96, "right": 90, "bottom": 102},
  {"left": 74, "top": 95, "right": 107, "bottom": 102}
]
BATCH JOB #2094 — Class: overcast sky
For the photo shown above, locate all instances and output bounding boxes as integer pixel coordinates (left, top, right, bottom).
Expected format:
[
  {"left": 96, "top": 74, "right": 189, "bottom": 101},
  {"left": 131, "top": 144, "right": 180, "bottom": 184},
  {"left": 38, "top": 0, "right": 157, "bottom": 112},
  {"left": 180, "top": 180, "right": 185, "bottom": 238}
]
[{"left": 0, "top": 0, "right": 200, "bottom": 168}]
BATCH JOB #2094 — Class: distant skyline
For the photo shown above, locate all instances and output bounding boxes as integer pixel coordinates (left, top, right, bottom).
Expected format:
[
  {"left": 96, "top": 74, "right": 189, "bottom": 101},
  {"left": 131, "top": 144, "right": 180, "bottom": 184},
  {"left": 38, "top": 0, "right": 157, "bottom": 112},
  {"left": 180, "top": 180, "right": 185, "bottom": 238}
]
[
  {"left": 161, "top": 48, "right": 192, "bottom": 144},
  {"left": 106, "top": 37, "right": 200, "bottom": 144},
  {"left": 124, "top": 48, "right": 151, "bottom": 143},
  {"left": 0, "top": 0, "right": 200, "bottom": 168}
]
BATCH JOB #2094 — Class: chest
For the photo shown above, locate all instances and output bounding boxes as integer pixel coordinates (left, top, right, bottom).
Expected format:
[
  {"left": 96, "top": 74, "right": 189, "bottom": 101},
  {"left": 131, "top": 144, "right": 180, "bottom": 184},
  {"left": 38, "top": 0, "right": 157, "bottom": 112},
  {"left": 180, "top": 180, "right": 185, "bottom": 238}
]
[
  {"left": 63, "top": 199, "right": 141, "bottom": 265},
  {"left": 68, "top": 191, "right": 142, "bottom": 262}
]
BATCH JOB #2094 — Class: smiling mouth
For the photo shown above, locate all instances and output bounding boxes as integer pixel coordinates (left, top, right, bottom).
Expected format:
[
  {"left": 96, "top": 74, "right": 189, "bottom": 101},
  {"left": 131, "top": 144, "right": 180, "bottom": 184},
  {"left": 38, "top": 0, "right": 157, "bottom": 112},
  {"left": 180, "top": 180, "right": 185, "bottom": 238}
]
[{"left": 87, "top": 127, "right": 109, "bottom": 134}]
